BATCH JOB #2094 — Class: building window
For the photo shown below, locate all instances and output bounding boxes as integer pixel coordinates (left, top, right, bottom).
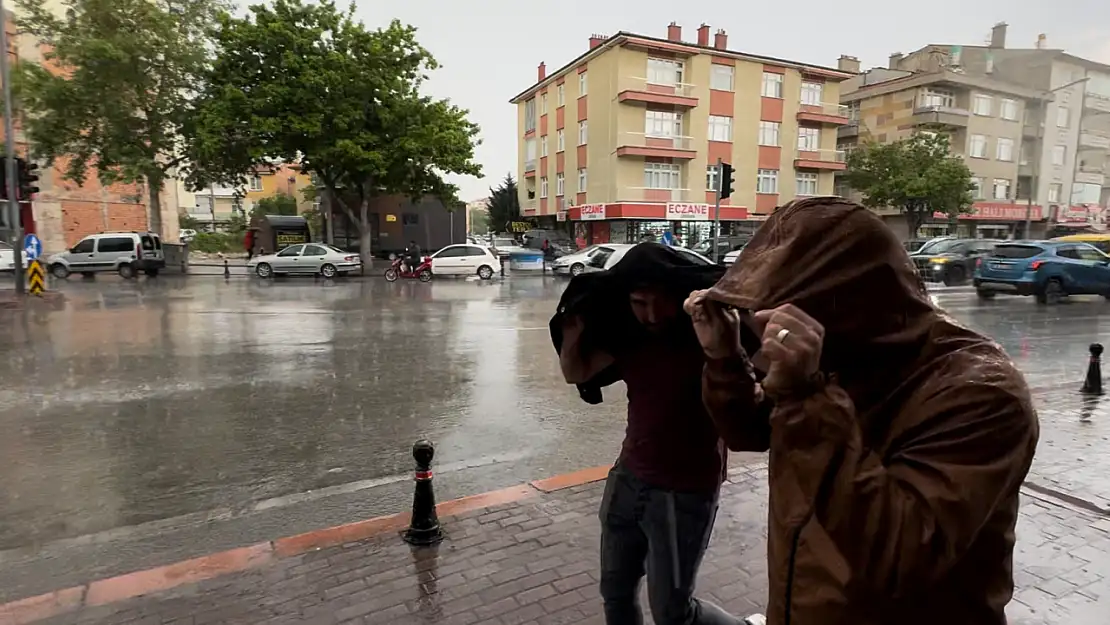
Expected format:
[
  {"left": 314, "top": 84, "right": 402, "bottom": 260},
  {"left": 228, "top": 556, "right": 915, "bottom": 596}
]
[
  {"left": 761, "top": 72, "right": 783, "bottom": 98},
  {"left": 539, "top": 177, "right": 548, "bottom": 198},
  {"left": 645, "top": 110, "right": 682, "bottom": 137},
  {"left": 1000, "top": 99, "right": 1018, "bottom": 120},
  {"left": 541, "top": 92, "right": 547, "bottom": 113},
  {"left": 647, "top": 57, "right": 684, "bottom": 86},
  {"left": 524, "top": 137, "right": 536, "bottom": 170},
  {"left": 1048, "top": 183, "right": 1062, "bottom": 203},
  {"left": 800, "top": 81, "right": 823, "bottom": 105},
  {"left": 1019, "top": 142, "right": 1031, "bottom": 166},
  {"left": 578, "top": 168, "right": 587, "bottom": 191},
  {"left": 969, "top": 134, "right": 988, "bottom": 158},
  {"left": 797, "top": 127, "right": 820, "bottom": 151},
  {"left": 796, "top": 172, "right": 818, "bottom": 196},
  {"left": 708, "top": 116, "right": 733, "bottom": 142},
  {"left": 993, "top": 178, "right": 1011, "bottom": 200},
  {"left": 710, "top": 64, "right": 734, "bottom": 91},
  {"left": 996, "top": 137, "right": 1014, "bottom": 161},
  {"left": 970, "top": 177, "right": 984, "bottom": 199},
  {"left": 644, "top": 162, "right": 681, "bottom": 189},
  {"left": 757, "top": 169, "right": 778, "bottom": 194},
  {"left": 402, "top": 213, "right": 419, "bottom": 226},
  {"left": 972, "top": 94, "right": 993, "bottom": 116},
  {"left": 540, "top": 136, "right": 548, "bottom": 157},
  {"left": 556, "top": 173, "right": 565, "bottom": 196},
  {"left": 919, "top": 88, "right": 955, "bottom": 108},
  {"left": 759, "top": 121, "right": 780, "bottom": 146},
  {"left": 1052, "top": 144, "right": 1066, "bottom": 165},
  {"left": 1056, "top": 105, "right": 1070, "bottom": 128},
  {"left": 249, "top": 175, "right": 263, "bottom": 191},
  {"left": 557, "top": 129, "right": 565, "bottom": 152},
  {"left": 557, "top": 83, "right": 565, "bottom": 107},
  {"left": 524, "top": 98, "right": 536, "bottom": 133},
  {"left": 706, "top": 165, "right": 719, "bottom": 193},
  {"left": 578, "top": 120, "right": 588, "bottom": 145},
  {"left": 578, "top": 71, "right": 587, "bottom": 96}
]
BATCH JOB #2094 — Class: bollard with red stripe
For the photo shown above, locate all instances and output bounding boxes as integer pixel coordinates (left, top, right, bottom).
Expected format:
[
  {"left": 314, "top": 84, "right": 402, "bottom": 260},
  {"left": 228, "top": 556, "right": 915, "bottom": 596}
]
[{"left": 404, "top": 439, "right": 444, "bottom": 545}]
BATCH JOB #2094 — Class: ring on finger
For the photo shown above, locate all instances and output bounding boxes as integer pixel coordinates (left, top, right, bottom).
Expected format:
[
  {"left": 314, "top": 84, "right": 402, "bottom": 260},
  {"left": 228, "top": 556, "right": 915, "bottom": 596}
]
[{"left": 775, "top": 328, "right": 791, "bottom": 344}]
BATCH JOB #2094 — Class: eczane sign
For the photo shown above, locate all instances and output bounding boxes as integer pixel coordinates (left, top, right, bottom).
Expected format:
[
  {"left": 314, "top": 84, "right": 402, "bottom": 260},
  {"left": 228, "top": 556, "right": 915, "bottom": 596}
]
[
  {"left": 579, "top": 204, "right": 606, "bottom": 220},
  {"left": 666, "top": 203, "right": 711, "bottom": 221}
]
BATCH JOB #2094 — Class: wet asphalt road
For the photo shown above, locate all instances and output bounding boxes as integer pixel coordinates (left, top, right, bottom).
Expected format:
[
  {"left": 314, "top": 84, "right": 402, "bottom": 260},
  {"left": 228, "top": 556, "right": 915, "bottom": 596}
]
[{"left": 1, "top": 275, "right": 1109, "bottom": 600}]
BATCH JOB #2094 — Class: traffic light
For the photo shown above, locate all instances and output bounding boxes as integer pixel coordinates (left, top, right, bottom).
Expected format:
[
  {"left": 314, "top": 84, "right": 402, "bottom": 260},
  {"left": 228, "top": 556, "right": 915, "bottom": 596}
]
[
  {"left": 719, "top": 162, "right": 735, "bottom": 200},
  {"left": 17, "top": 158, "right": 40, "bottom": 200}
]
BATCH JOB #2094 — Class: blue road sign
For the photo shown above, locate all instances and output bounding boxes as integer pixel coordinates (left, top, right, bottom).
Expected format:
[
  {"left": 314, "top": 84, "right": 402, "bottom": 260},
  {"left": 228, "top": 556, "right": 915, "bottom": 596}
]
[{"left": 23, "top": 233, "right": 42, "bottom": 261}]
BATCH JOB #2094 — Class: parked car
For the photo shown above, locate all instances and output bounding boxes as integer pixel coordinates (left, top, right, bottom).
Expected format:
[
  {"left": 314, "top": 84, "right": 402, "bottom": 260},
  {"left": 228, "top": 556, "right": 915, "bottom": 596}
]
[
  {"left": 908, "top": 238, "right": 999, "bottom": 286},
  {"left": 690, "top": 237, "right": 749, "bottom": 264},
  {"left": 428, "top": 243, "right": 498, "bottom": 279},
  {"left": 974, "top": 241, "right": 1110, "bottom": 304},
  {"left": 490, "top": 236, "right": 529, "bottom": 259},
  {"left": 47, "top": 231, "right": 165, "bottom": 279},
  {"left": 561, "top": 243, "right": 713, "bottom": 276},
  {"left": 249, "top": 243, "right": 361, "bottom": 278},
  {"left": 551, "top": 245, "right": 603, "bottom": 276},
  {"left": 0, "top": 241, "right": 28, "bottom": 272}
]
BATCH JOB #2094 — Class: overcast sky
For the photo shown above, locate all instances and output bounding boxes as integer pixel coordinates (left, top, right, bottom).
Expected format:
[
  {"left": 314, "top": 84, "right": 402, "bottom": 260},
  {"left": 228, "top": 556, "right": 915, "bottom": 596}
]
[{"left": 351, "top": 0, "right": 1109, "bottom": 202}]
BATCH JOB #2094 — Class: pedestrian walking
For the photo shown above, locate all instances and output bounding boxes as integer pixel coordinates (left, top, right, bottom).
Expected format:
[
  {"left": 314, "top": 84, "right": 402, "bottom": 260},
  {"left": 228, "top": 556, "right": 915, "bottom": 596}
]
[
  {"left": 244, "top": 229, "right": 255, "bottom": 261},
  {"left": 551, "top": 243, "right": 754, "bottom": 625},
  {"left": 685, "top": 197, "right": 1039, "bottom": 625}
]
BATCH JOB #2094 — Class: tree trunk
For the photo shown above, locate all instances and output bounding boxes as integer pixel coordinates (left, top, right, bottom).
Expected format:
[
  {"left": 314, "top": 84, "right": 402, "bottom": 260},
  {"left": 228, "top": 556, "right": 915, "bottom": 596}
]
[
  {"left": 147, "top": 175, "right": 164, "bottom": 236},
  {"left": 357, "top": 196, "right": 372, "bottom": 273}
]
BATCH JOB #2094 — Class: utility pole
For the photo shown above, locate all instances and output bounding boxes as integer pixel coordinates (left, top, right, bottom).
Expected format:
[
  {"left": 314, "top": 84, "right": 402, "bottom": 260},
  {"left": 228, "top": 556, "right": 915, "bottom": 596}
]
[
  {"left": 1, "top": 0, "right": 24, "bottom": 294},
  {"left": 712, "top": 158, "right": 722, "bottom": 259}
]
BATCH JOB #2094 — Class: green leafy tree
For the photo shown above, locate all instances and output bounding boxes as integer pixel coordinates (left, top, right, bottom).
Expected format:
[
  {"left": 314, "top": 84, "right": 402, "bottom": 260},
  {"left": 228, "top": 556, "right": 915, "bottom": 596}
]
[
  {"left": 470, "top": 207, "right": 490, "bottom": 235},
  {"left": 251, "top": 192, "right": 299, "bottom": 221},
  {"left": 486, "top": 174, "right": 520, "bottom": 234},
  {"left": 187, "top": 0, "right": 481, "bottom": 266},
  {"left": 842, "top": 133, "right": 975, "bottom": 239},
  {"left": 15, "top": 0, "right": 229, "bottom": 236}
]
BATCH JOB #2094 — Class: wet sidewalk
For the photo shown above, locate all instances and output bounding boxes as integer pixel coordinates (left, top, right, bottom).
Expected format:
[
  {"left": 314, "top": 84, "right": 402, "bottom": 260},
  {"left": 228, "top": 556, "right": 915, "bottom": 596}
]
[{"left": 6, "top": 392, "right": 1110, "bottom": 625}]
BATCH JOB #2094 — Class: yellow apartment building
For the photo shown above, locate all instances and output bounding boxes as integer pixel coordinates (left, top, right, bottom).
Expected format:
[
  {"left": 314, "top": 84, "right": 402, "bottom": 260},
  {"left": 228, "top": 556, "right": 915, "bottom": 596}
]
[
  {"left": 245, "top": 163, "right": 315, "bottom": 214},
  {"left": 509, "top": 23, "right": 854, "bottom": 246}
]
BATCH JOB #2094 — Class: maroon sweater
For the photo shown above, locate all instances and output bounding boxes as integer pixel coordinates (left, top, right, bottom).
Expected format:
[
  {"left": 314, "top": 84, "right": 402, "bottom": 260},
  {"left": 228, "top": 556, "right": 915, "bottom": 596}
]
[{"left": 616, "top": 330, "right": 726, "bottom": 494}]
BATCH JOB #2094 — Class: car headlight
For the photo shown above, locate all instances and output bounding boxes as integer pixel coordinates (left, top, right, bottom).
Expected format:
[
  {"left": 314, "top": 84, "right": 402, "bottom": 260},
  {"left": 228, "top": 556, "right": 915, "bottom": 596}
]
[{"left": 928, "top": 257, "right": 949, "bottom": 264}]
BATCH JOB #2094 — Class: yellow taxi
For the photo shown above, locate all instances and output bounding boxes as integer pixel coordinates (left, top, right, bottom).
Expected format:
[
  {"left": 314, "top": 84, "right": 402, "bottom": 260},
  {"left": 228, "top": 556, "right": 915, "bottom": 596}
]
[{"left": 1050, "top": 233, "right": 1110, "bottom": 254}]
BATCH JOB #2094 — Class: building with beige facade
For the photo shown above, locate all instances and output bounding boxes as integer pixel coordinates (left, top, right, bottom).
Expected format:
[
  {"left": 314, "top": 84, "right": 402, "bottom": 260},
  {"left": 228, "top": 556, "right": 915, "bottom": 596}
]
[{"left": 509, "top": 23, "right": 853, "bottom": 246}]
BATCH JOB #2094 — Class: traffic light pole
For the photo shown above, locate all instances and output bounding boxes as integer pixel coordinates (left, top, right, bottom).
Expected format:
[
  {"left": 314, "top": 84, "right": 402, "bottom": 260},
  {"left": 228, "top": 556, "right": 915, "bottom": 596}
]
[
  {"left": 713, "top": 157, "right": 722, "bottom": 263},
  {"left": 0, "top": 0, "right": 24, "bottom": 294}
]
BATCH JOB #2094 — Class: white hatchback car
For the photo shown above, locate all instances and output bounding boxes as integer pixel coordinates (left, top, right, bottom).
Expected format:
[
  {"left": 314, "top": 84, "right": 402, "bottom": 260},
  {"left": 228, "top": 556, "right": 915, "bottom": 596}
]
[
  {"left": 249, "top": 243, "right": 361, "bottom": 278},
  {"left": 0, "top": 241, "right": 28, "bottom": 272},
  {"left": 557, "top": 243, "right": 714, "bottom": 275},
  {"left": 429, "top": 244, "right": 499, "bottom": 279}
]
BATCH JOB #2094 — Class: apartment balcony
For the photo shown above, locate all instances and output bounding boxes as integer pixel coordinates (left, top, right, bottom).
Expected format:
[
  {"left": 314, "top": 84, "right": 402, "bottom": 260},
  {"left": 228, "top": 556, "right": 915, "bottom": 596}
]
[
  {"left": 911, "top": 105, "right": 970, "bottom": 128},
  {"left": 837, "top": 121, "right": 860, "bottom": 139},
  {"left": 615, "top": 132, "right": 697, "bottom": 160},
  {"left": 617, "top": 77, "right": 699, "bottom": 109},
  {"left": 797, "top": 102, "right": 850, "bottom": 125},
  {"left": 521, "top": 197, "right": 536, "bottom": 212},
  {"left": 523, "top": 158, "right": 536, "bottom": 178},
  {"left": 620, "top": 187, "right": 698, "bottom": 203},
  {"left": 794, "top": 149, "right": 847, "bottom": 171},
  {"left": 1079, "top": 130, "right": 1110, "bottom": 151},
  {"left": 1084, "top": 94, "right": 1110, "bottom": 114},
  {"left": 1076, "top": 163, "right": 1107, "bottom": 188}
]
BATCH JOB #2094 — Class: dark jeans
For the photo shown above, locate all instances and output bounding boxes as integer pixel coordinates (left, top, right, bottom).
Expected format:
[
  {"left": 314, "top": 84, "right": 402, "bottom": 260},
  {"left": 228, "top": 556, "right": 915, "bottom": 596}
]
[{"left": 599, "top": 465, "right": 743, "bottom": 625}]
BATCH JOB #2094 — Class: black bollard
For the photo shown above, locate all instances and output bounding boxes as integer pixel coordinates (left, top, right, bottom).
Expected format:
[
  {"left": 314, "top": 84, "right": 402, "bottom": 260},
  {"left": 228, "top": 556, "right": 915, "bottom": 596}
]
[
  {"left": 223, "top": 259, "right": 230, "bottom": 279},
  {"left": 404, "top": 440, "right": 444, "bottom": 546},
  {"left": 1081, "top": 343, "right": 1104, "bottom": 395}
]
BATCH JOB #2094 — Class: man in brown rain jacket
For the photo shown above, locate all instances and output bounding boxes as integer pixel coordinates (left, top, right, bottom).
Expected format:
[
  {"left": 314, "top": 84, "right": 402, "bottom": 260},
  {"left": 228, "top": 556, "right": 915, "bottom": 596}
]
[{"left": 683, "top": 197, "right": 1039, "bottom": 625}]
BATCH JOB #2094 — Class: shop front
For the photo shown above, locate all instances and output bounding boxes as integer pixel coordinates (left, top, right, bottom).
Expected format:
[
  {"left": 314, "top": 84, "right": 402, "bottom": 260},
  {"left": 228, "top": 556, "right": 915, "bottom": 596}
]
[
  {"left": 567, "top": 202, "right": 751, "bottom": 248},
  {"left": 887, "top": 202, "right": 1045, "bottom": 240}
]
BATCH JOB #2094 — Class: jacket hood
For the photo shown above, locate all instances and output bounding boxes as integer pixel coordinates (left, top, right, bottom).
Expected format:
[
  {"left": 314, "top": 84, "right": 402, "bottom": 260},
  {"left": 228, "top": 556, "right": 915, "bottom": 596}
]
[{"left": 707, "top": 197, "right": 937, "bottom": 369}]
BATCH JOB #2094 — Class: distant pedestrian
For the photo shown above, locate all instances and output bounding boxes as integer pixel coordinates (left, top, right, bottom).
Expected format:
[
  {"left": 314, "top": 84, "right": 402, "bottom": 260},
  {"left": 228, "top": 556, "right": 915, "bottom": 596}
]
[
  {"left": 244, "top": 229, "right": 255, "bottom": 261},
  {"left": 551, "top": 243, "right": 752, "bottom": 625},
  {"left": 686, "top": 197, "right": 1039, "bottom": 624}
]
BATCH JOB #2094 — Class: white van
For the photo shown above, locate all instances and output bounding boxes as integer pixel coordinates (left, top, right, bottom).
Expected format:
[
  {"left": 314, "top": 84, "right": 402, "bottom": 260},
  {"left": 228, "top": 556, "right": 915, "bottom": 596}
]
[{"left": 47, "top": 232, "right": 166, "bottom": 279}]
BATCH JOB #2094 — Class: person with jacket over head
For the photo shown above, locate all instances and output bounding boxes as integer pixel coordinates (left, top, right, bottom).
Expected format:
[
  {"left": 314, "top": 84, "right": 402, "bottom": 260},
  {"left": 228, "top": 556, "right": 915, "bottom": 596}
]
[
  {"left": 684, "top": 197, "right": 1039, "bottom": 625},
  {"left": 551, "top": 243, "right": 757, "bottom": 625}
]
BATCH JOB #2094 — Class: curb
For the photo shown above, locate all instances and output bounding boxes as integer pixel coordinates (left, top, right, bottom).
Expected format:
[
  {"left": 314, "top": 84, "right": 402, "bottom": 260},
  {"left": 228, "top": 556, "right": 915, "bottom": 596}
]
[{"left": 0, "top": 465, "right": 612, "bottom": 625}]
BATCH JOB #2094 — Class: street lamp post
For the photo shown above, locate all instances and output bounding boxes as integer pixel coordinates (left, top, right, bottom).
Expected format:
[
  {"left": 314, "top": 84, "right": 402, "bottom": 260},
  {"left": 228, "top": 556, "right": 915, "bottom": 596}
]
[{"left": 1024, "top": 77, "right": 1090, "bottom": 238}]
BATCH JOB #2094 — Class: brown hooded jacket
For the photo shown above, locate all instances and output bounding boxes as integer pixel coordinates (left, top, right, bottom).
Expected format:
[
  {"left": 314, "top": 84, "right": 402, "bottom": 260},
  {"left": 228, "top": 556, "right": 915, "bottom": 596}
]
[{"left": 702, "top": 198, "right": 1039, "bottom": 625}]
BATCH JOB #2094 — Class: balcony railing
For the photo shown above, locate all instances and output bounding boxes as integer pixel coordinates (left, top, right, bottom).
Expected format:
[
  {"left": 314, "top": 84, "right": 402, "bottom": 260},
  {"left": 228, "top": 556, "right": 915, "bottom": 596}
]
[
  {"left": 1084, "top": 94, "right": 1110, "bottom": 114},
  {"left": 800, "top": 102, "right": 850, "bottom": 117},
  {"left": 912, "top": 104, "right": 970, "bottom": 127},
  {"left": 1079, "top": 131, "right": 1110, "bottom": 151},
  {"left": 795, "top": 149, "right": 847, "bottom": 170},
  {"left": 521, "top": 198, "right": 536, "bottom": 211},
  {"left": 621, "top": 187, "right": 698, "bottom": 203},
  {"left": 619, "top": 132, "right": 694, "bottom": 151},
  {"left": 620, "top": 76, "right": 697, "bottom": 98},
  {"left": 524, "top": 158, "right": 537, "bottom": 172}
]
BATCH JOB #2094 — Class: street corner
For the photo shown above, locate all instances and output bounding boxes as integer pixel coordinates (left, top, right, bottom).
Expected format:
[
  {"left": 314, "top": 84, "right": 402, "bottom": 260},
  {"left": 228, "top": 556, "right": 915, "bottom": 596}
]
[{"left": 0, "top": 290, "right": 66, "bottom": 310}]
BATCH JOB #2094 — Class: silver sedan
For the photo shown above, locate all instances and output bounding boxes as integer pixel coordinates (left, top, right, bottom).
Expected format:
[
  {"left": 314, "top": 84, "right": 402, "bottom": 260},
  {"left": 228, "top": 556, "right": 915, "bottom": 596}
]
[{"left": 249, "top": 243, "right": 361, "bottom": 278}]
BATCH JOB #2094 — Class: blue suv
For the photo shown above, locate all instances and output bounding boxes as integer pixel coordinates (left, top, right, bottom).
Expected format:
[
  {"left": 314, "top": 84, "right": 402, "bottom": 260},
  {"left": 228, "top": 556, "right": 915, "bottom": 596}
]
[{"left": 974, "top": 241, "right": 1110, "bottom": 304}]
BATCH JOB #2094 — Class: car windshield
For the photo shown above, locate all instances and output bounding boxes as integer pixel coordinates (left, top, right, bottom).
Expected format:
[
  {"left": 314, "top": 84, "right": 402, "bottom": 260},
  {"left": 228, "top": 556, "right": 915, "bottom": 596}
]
[
  {"left": 493, "top": 238, "right": 516, "bottom": 247},
  {"left": 923, "top": 239, "right": 965, "bottom": 254},
  {"left": 325, "top": 245, "right": 348, "bottom": 254}
]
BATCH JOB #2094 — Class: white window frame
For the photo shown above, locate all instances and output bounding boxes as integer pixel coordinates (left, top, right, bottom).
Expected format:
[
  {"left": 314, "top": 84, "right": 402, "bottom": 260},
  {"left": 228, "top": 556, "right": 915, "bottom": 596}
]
[
  {"left": 249, "top": 175, "right": 263, "bottom": 191},
  {"left": 710, "top": 64, "right": 734, "bottom": 91},
  {"left": 540, "top": 135, "right": 548, "bottom": 157},
  {"left": 761, "top": 72, "right": 783, "bottom": 98},
  {"left": 800, "top": 81, "right": 823, "bottom": 106},
  {"left": 1000, "top": 98, "right": 1018, "bottom": 121},
  {"left": 919, "top": 88, "right": 955, "bottom": 108},
  {"left": 541, "top": 92, "right": 548, "bottom": 113},
  {"left": 970, "top": 177, "right": 984, "bottom": 199},
  {"left": 1048, "top": 183, "right": 1061, "bottom": 203},
  {"left": 969, "top": 134, "right": 988, "bottom": 158},
  {"left": 758, "top": 121, "right": 780, "bottom": 146},
  {"left": 1056, "top": 105, "right": 1070, "bottom": 128},
  {"left": 797, "top": 127, "right": 820, "bottom": 151},
  {"left": 525, "top": 137, "right": 536, "bottom": 164},
  {"left": 647, "top": 57, "right": 684, "bottom": 86},
  {"left": 992, "top": 178, "right": 1011, "bottom": 200},
  {"left": 1052, "top": 144, "right": 1067, "bottom": 166},
  {"left": 644, "top": 162, "right": 681, "bottom": 190},
  {"left": 996, "top": 137, "right": 1014, "bottom": 162},
  {"left": 796, "top": 172, "right": 818, "bottom": 196},
  {"left": 577, "top": 168, "right": 587, "bottom": 192},
  {"left": 578, "top": 120, "right": 588, "bottom": 145},
  {"left": 645, "top": 110, "right": 682, "bottom": 138},
  {"left": 524, "top": 98, "right": 536, "bottom": 132},
  {"left": 708, "top": 116, "right": 733, "bottom": 142},
  {"left": 556, "top": 172, "right": 565, "bottom": 197},
  {"left": 972, "top": 94, "right": 993, "bottom": 116},
  {"left": 757, "top": 169, "right": 778, "bottom": 194},
  {"left": 539, "top": 177, "right": 548, "bottom": 198},
  {"left": 578, "top": 71, "right": 587, "bottom": 96},
  {"left": 557, "top": 83, "right": 565, "bottom": 107},
  {"left": 706, "top": 165, "right": 719, "bottom": 193},
  {"left": 557, "top": 129, "right": 565, "bottom": 152}
]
